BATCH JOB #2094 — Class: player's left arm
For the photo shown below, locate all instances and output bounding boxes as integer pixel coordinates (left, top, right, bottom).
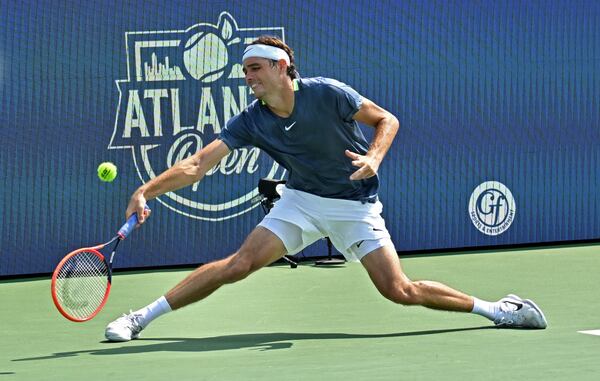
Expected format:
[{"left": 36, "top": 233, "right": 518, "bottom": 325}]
[{"left": 346, "top": 98, "right": 399, "bottom": 180}]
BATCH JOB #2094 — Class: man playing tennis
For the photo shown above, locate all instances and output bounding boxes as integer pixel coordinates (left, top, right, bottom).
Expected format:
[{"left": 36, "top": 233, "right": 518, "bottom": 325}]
[{"left": 105, "top": 36, "right": 547, "bottom": 341}]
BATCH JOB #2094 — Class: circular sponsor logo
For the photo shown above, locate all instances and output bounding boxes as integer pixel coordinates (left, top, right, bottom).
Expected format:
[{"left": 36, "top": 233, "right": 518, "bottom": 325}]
[{"left": 468, "top": 181, "right": 516, "bottom": 236}]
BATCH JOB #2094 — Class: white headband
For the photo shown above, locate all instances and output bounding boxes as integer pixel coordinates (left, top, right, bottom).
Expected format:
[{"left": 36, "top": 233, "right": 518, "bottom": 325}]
[{"left": 242, "top": 44, "right": 290, "bottom": 65}]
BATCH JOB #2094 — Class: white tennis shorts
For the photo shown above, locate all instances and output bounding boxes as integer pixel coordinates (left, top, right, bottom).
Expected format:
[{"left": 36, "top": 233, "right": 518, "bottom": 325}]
[{"left": 258, "top": 188, "right": 395, "bottom": 261}]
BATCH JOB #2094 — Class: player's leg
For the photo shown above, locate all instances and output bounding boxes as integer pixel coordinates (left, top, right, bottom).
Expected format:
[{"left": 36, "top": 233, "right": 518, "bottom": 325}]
[
  {"left": 360, "top": 244, "right": 547, "bottom": 328},
  {"left": 165, "top": 226, "right": 287, "bottom": 309},
  {"left": 105, "top": 226, "right": 287, "bottom": 341},
  {"left": 359, "top": 244, "right": 473, "bottom": 311}
]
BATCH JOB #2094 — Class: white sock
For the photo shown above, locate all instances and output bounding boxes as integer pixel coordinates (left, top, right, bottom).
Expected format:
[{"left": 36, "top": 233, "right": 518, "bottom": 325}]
[
  {"left": 133, "top": 296, "right": 172, "bottom": 328},
  {"left": 471, "top": 297, "right": 499, "bottom": 321}
]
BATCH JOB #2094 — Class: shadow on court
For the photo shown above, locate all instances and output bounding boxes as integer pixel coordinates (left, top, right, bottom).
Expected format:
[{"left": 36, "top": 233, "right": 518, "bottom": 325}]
[{"left": 13, "top": 326, "right": 494, "bottom": 361}]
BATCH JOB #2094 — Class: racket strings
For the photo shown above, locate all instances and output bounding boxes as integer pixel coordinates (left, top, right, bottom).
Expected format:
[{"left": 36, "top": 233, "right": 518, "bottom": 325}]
[{"left": 55, "top": 251, "right": 109, "bottom": 320}]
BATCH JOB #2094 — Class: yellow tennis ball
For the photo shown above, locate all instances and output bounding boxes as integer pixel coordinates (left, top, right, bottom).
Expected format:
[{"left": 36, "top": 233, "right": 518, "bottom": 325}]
[{"left": 97, "top": 162, "right": 117, "bottom": 182}]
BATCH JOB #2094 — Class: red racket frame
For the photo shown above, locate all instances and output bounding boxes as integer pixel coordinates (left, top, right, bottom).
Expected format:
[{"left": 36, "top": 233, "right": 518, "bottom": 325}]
[{"left": 50, "top": 244, "right": 112, "bottom": 322}]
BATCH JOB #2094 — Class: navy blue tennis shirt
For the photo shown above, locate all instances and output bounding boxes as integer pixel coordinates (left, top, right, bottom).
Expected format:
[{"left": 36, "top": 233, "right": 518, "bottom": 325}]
[{"left": 218, "top": 77, "right": 379, "bottom": 202}]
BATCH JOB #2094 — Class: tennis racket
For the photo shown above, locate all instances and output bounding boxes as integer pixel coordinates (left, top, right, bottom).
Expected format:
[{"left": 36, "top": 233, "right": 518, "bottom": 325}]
[{"left": 51, "top": 208, "right": 147, "bottom": 322}]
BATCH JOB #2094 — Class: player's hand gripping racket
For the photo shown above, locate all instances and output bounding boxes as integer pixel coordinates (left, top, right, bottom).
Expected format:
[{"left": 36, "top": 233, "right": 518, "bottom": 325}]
[{"left": 51, "top": 207, "right": 148, "bottom": 322}]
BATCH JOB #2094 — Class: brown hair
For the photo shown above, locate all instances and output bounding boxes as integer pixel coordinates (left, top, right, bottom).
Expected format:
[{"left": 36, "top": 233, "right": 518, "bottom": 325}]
[{"left": 249, "top": 36, "right": 298, "bottom": 79}]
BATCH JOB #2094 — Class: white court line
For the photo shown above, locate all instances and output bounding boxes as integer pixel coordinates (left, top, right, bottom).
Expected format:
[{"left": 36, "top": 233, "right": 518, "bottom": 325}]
[{"left": 578, "top": 330, "right": 600, "bottom": 336}]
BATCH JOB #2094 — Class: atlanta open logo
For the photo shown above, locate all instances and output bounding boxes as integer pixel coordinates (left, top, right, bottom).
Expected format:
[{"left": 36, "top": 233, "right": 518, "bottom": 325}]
[
  {"left": 110, "top": 12, "right": 286, "bottom": 221},
  {"left": 468, "top": 181, "right": 516, "bottom": 236}
]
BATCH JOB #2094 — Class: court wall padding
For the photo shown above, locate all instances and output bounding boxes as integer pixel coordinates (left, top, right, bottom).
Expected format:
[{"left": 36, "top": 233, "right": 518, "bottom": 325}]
[{"left": 1, "top": 0, "right": 598, "bottom": 276}]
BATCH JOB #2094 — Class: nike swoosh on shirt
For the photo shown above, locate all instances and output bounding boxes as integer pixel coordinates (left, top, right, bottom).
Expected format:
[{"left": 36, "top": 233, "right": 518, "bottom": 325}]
[{"left": 284, "top": 121, "right": 297, "bottom": 131}]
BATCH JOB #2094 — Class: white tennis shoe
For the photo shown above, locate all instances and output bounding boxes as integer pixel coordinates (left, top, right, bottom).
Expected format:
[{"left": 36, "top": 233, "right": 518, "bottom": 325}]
[
  {"left": 493, "top": 294, "right": 548, "bottom": 329},
  {"left": 105, "top": 312, "right": 145, "bottom": 341}
]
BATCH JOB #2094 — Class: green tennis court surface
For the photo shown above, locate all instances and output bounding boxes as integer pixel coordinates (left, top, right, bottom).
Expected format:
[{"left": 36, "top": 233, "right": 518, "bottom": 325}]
[{"left": 2, "top": 245, "right": 599, "bottom": 380}]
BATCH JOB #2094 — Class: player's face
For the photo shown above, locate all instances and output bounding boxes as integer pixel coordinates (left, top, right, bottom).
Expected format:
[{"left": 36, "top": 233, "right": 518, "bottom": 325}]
[{"left": 242, "top": 58, "right": 281, "bottom": 98}]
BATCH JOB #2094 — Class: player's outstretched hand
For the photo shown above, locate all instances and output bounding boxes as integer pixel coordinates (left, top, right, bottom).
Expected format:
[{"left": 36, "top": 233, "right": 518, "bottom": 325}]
[{"left": 345, "top": 150, "right": 380, "bottom": 180}]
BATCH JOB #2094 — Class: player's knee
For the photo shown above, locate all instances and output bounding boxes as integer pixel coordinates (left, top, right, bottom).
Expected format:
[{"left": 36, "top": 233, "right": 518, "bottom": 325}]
[
  {"left": 223, "top": 254, "right": 253, "bottom": 283},
  {"left": 380, "top": 281, "right": 420, "bottom": 306}
]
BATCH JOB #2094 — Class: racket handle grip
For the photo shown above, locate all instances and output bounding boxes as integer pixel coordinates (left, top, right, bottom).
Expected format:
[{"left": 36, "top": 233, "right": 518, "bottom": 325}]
[{"left": 117, "top": 205, "right": 149, "bottom": 239}]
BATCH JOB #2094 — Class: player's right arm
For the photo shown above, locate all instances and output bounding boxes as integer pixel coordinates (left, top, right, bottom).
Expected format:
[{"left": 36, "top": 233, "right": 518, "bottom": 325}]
[{"left": 126, "top": 139, "right": 231, "bottom": 224}]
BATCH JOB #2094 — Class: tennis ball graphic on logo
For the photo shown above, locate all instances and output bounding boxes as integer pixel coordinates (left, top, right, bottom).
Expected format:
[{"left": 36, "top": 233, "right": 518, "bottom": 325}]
[
  {"left": 181, "top": 12, "right": 241, "bottom": 82},
  {"left": 183, "top": 32, "right": 228, "bottom": 82}
]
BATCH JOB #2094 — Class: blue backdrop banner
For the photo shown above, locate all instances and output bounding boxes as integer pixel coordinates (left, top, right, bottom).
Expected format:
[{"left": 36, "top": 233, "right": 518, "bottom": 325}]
[{"left": 1, "top": 0, "right": 599, "bottom": 276}]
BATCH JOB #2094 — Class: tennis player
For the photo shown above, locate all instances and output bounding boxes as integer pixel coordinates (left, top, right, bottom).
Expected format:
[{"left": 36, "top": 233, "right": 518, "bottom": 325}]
[{"left": 105, "top": 36, "right": 547, "bottom": 341}]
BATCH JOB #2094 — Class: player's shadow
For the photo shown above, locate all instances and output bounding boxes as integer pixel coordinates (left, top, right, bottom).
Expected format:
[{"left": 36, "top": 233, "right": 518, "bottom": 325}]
[{"left": 12, "top": 326, "right": 495, "bottom": 361}]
